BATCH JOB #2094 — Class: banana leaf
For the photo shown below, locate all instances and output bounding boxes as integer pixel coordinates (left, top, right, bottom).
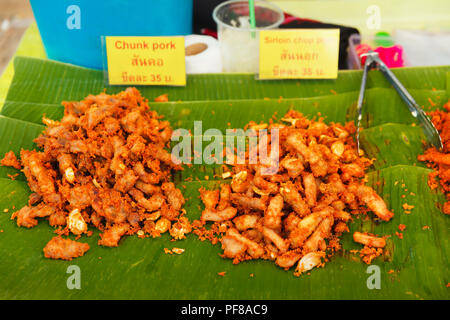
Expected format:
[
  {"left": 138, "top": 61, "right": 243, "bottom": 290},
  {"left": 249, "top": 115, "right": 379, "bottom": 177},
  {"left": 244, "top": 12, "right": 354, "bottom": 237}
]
[{"left": 0, "top": 56, "right": 448, "bottom": 299}]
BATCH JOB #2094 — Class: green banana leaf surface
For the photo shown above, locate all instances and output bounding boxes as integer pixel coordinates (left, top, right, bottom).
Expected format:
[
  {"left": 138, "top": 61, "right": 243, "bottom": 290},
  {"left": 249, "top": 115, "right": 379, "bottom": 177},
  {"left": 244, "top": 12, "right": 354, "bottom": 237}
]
[{"left": 0, "top": 56, "right": 449, "bottom": 299}]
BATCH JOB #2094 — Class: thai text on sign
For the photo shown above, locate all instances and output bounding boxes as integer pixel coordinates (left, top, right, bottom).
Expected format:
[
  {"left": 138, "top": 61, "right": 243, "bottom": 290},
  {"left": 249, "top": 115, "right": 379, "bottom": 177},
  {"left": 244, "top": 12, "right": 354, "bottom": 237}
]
[{"left": 259, "top": 29, "right": 340, "bottom": 79}]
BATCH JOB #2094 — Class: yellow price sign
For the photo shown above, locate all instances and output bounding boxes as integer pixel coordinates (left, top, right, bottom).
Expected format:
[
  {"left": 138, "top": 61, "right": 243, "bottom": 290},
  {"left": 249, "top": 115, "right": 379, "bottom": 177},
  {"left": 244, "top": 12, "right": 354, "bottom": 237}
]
[
  {"left": 259, "top": 29, "right": 340, "bottom": 79},
  {"left": 105, "top": 36, "right": 186, "bottom": 86}
]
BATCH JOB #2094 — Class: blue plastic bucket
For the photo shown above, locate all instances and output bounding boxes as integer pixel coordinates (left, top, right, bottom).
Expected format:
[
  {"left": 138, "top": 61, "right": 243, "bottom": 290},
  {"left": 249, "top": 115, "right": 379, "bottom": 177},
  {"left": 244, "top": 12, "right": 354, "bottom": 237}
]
[{"left": 29, "top": 0, "right": 193, "bottom": 69}]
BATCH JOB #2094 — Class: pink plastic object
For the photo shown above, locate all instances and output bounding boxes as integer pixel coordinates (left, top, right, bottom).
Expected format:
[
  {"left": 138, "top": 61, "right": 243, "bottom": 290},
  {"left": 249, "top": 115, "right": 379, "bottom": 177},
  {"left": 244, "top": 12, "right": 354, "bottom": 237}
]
[
  {"left": 348, "top": 34, "right": 407, "bottom": 69},
  {"left": 374, "top": 45, "right": 404, "bottom": 68},
  {"left": 355, "top": 44, "right": 404, "bottom": 68}
]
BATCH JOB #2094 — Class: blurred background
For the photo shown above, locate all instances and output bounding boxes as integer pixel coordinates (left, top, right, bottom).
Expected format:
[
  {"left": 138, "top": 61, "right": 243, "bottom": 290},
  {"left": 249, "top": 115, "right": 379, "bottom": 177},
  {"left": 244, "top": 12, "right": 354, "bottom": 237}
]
[
  {"left": 0, "top": 0, "right": 33, "bottom": 73},
  {"left": 1, "top": 0, "right": 449, "bottom": 73}
]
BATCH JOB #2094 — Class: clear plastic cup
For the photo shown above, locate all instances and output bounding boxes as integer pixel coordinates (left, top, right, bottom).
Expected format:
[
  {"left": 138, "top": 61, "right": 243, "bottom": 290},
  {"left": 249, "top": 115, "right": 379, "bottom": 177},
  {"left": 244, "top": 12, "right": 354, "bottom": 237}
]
[{"left": 213, "top": 0, "right": 284, "bottom": 73}]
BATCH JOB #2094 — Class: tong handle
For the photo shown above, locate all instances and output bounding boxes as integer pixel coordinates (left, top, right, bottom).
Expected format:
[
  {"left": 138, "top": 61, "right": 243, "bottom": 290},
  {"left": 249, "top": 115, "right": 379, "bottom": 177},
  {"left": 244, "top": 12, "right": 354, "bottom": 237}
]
[
  {"left": 377, "top": 61, "right": 419, "bottom": 116},
  {"left": 376, "top": 60, "right": 443, "bottom": 150},
  {"left": 356, "top": 59, "right": 373, "bottom": 152}
]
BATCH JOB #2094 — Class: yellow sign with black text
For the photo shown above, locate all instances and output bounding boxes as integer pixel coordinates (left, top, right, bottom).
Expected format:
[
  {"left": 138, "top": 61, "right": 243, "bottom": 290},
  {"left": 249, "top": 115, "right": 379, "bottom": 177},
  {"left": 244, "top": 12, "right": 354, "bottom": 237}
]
[
  {"left": 105, "top": 36, "right": 186, "bottom": 86},
  {"left": 259, "top": 29, "right": 340, "bottom": 79}
]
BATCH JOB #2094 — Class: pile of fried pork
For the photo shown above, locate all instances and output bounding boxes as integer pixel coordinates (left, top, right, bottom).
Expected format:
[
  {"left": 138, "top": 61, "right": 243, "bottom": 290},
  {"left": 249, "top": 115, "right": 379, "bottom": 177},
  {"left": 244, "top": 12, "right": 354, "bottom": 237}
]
[
  {"left": 1, "top": 88, "right": 190, "bottom": 260},
  {"left": 194, "top": 110, "right": 393, "bottom": 275}
]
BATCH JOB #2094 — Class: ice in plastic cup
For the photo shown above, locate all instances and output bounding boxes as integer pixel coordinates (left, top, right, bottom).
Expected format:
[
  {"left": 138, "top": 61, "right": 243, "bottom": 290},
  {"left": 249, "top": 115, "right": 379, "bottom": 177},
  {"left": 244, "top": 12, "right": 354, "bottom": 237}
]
[{"left": 213, "top": 0, "right": 284, "bottom": 73}]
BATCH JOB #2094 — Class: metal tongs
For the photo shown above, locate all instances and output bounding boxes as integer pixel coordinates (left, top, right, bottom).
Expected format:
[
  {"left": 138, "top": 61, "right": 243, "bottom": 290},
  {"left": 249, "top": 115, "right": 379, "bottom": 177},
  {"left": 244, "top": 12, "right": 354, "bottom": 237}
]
[{"left": 356, "top": 51, "right": 442, "bottom": 152}]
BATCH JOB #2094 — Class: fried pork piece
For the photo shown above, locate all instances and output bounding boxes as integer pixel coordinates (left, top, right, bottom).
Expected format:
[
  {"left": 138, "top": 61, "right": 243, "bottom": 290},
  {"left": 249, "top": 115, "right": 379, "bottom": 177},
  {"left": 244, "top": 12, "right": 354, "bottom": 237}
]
[
  {"left": 200, "top": 188, "right": 220, "bottom": 210},
  {"left": 444, "top": 200, "right": 450, "bottom": 215},
  {"left": 280, "top": 157, "right": 304, "bottom": 178},
  {"left": 233, "top": 214, "right": 260, "bottom": 231},
  {"left": 5, "top": 88, "right": 188, "bottom": 259},
  {"left": 303, "top": 216, "right": 334, "bottom": 252},
  {"left": 417, "top": 100, "right": 450, "bottom": 215},
  {"left": 114, "top": 169, "right": 139, "bottom": 193},
  {"left": 133, "top": 162, "right": 160, "bottom": 184},
  {"left": 253, "top": 174, "right": 278, "bottom": 194},
  {"left": 98, "top": 223, "right": 130, "bottom": 247},
  {"left": 264, "top": 194, "right": 284, "bottom": 229},
  {"left": 201, "top": 207, "right": 237, "bottom": 222},
  {"left": 289, "top": 207, "right": 332, "bottom": 248},
  {"left": 353, "top": 232, "right": 386, "bottom": 248},
  {"left": 162, "top": 182, "right": 185, "bottom": 211},
  {"left": 49, "top": 210, "right": 67, "bottom": 227},
  {"left": 418, "top": 148, "right": 450, "bottom": 165},
  {"left": 261, "top": 226, "right": 289, "bottom": 253},
  {"left": 302, "top": 172, "right": 317, "bottom": 207},
  {"left": 135, "top": 180, "right": 161, "bottom": 195},
  {"left": 128, "top": 188, "right": 165, "bottom": 212},
  {"left": 279, "top": 181, "right": 310, "bottom": 217},
  {"left": 319, "top": 173, "right": 345, "bottom": 195},
  {"left": 340, "top": 163, "right": 365, "bottom": 182},
  {"left": 57, "top": 153, "right": 75, "bottom": 183},
  {"left": 199, "top": 185, "right": 238, "bottom": 222},
  {"left": 285, "top": 131, "right": 328, "bottom": 177},
  {"left": 351, "top": 184, "right": 394, "bottom": 221},
  {"left": 284, "top": 212, "right": 302, "bottom": 233},
  {"left": 43, "top": 236, "right": 90, "bottom": 260},
  {"left": 28, "top": 193, "right": 42, "bottom": 206},
  {"left": 61, "top": 183, "right": 94, "bottom": 210},
  {"left": 217, "top": 184, "right": 232, "bottom": 210},
  {"left": 11, "top": 203, "right": 56, "bottom": 228},
  {"left": 0, "top": 151, "right": 21, "bottom": 169},
  {"left": 275, "top": 251, "right": 302, "bottom": 269},
  {"left": 221, "top": 235, "right": 247, "bottom": 260},
  {"left": 227, "top": 228, "right": 264, "bottom": 259},
  {"left": 20, "top": 150, "right": 57, "bottom": 201},
  {"left": 195, "top": 110, "right": 392, "bottom": 275},
  {"left": 231, "top": 193, "right": 267, "bottom": 211}
]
